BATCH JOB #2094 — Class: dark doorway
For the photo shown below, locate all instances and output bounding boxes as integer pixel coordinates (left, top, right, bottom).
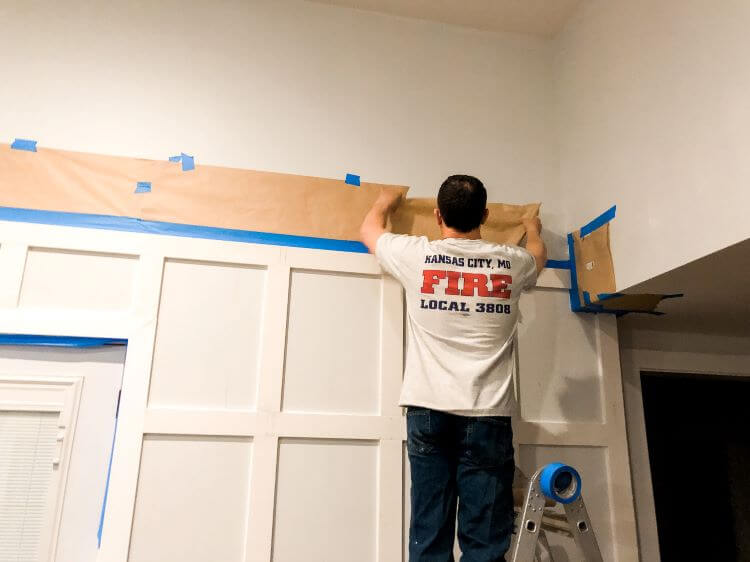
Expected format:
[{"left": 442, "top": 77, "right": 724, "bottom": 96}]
[{"left": 641, "top": 372, "right": 750, "bottom": 561}]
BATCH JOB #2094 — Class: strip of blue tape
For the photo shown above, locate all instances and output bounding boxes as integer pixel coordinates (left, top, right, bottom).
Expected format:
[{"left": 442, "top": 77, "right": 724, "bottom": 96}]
[
  {"left": 168, "top": 153, "right": 195, "bottom": 171},
  {"left": 0, "top": 334, "right": 127, "bottom": 347},
  {"left": 580, "top": 205, "right": 616, "bottom": 238},
  {"left": 567, "top": 233, "right": 583, "bottom": 312},
  {"left": 11, "top": 138, "right": 37, "bottom": 152},
  {"left": 545, "top": 259, "right": 571, "bottom": 270},
  {"left": 0, "top": 206, "right": 369, "bottom": 253},
  {"left": 597, "top": 292, "right": 624, "bottom": 302},
  {"left": 345, "top": 173, "right": 360, "bottom": 186},
  {"left": 134, "top": 181, "right": 151, "bottom": 194},
  {"left": 180, "top": 152, "right": 195, "bottom": 172},
  {"left": 97, "top": 393, "right": 119, "bottom": 548}
]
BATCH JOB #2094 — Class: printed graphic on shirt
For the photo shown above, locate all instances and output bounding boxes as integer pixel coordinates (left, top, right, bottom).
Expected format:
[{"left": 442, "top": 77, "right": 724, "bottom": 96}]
[{"left": 419, "top": 253, "right": 515, "bottom": 314}]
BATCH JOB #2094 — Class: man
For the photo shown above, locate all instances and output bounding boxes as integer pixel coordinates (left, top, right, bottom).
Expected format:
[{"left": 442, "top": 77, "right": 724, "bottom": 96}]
[{"left": 360, "top": 175, "right": 546, "bottom": 561}]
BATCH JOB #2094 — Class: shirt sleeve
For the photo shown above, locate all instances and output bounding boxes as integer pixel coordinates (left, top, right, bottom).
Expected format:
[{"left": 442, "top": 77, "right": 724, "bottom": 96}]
[
  {"left": 375, "top": 233, "right": 424, "bottom": 286},
  {"left": 518, "top": 248, "right": 539, "bottom": 291}
]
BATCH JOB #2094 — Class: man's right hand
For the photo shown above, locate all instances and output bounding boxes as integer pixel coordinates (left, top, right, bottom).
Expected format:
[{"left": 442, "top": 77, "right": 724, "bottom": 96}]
[{"left": 522, "top": 216, "right": 542, "bottom": 235}]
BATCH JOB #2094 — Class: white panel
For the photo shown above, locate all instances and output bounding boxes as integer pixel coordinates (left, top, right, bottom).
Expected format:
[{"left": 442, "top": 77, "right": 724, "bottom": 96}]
[
  {"left": 0, "top": 411, "right": 58, "bottom": 562},
  {"left": 19, "top": 248, "right": 136, "bottom": 309},
  {"left": 149, "top": 259, "right": 266, "bottom": 410},
  {"left": 128, "top": 436, "right": 252, "bottom": 562},
  {"left": 518, "top": 445, "right": 613, "bottom": 562},
  {"left": 273, "top": 439, "right": 377, "bottom": 562},
  {"left": 283, "top": 270, "right": 381, "bottom": 414},
  {"left": 517, "top": 288, "right": 603, "bottom": 423}
]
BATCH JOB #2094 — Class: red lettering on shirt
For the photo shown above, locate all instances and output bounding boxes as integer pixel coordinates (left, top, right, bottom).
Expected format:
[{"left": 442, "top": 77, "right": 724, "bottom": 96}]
[
  {"left": 421, "top": 270, "right": 447, "bottom": 294},
  {"left": 460, "top": 273, "right": 490, "bottom": 297},
  {"left": 420, "top": 270, "right": 513, "bottom": 299},
  {"left": 488, "top": 274, "right": 512, "bottom": 299},
  {"left": 445, "top": 271, "right": 461, "bottom": 295}
]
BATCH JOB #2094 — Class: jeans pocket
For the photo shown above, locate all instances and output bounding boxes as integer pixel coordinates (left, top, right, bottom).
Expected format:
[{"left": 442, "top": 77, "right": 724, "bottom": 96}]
[
  {"left": 406, "top": 408, "right": 435, "bottom": 456},
  {"left": 465, "top": 418, "right": 513, "bottom": 468}
]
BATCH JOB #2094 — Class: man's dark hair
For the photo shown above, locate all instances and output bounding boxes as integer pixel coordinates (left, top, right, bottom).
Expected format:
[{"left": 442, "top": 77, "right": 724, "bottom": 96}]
[{"left": 437, "top": 175, "right": 487, "bottom": 233}]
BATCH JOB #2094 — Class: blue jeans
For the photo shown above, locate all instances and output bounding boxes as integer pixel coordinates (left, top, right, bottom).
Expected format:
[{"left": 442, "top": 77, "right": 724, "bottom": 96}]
[{"left": 407, "top": 407, "right": 515, "bottom": 562}]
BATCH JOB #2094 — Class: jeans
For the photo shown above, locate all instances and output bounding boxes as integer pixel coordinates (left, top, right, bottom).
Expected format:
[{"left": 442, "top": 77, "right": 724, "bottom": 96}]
[{"left": 407, "top": 407, "right": 515, "bottom": 562}]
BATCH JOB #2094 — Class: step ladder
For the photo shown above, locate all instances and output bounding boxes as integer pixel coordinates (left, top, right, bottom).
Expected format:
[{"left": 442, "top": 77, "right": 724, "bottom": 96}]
[{"left": 509, "top": 463, "right": 603, "bottom": 562}]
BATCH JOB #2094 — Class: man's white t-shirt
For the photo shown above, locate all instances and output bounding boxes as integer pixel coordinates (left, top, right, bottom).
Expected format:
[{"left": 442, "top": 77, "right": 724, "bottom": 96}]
[{"left": 376, "top": 233, "right": 538, "bottom": 417}]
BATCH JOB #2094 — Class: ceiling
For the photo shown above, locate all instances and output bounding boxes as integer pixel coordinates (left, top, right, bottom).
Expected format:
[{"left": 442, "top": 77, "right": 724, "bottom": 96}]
[
  {"left": 619, "top": 238, "right": 750, "bottom": 336},
  {"left": 305, "top": 0, "right": 585, "bottom": 37}
]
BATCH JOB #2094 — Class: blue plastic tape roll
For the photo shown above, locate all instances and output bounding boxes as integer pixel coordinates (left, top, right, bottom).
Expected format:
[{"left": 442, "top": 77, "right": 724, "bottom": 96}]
[{"left": 539, "top": 462, "right": 582, "bottom": 504}]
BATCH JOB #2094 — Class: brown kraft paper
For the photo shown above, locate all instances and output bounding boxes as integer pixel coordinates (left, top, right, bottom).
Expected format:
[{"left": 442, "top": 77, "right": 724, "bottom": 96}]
[{"left": 0, "top": 144, "right": 539, "bottom": 245}]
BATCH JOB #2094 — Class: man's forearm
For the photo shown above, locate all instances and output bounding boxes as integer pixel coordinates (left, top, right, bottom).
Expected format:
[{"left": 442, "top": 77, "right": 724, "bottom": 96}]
[
  {"left": 360, "top": 189, "right": 403, "bottom": 253},
  {"left": 525, "top": 229, "right": 547, "bottom": 273}
]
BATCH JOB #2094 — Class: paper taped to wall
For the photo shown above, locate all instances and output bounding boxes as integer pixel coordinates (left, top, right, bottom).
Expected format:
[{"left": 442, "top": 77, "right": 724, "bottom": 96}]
[{"left": 0, "top": 143, "right": 538, "bottom": 246}]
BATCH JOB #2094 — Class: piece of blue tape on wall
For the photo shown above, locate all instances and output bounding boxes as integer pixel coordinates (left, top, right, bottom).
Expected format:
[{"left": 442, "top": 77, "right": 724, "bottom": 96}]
[
  {"left": 579, "top": 205, "right": 616, "bottom": 238},
  {"left": 168, "top": 152, "right": 195, "bottom": 171},
  {"left": 545, "top": 259, "right": 571, "bottom": 270},
  {"left": 10, "top": 138, "right": 37, "bottom": 152},
  {"left": 345, "top": 173, "right": 360, "bottom": 186},
  {"left": 134, "top": 181, "right": 151, "bottom": 194}
]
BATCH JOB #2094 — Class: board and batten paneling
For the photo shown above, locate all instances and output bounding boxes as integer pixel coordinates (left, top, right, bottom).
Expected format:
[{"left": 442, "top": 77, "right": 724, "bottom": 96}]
[{"left": 0, "top": 219, "right": 637, "bottom": 561}]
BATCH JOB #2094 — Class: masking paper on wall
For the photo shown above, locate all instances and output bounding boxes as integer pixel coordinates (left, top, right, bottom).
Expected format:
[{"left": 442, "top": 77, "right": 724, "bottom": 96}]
[
  {"left": 0, "top": 144, "right": 538, "bottom": 245},
  {"left": 570, "top": 222, "right": 676, "bottom": 313},
  {"left": 391, "top": 199, "right": 540, "bottom": 245}
]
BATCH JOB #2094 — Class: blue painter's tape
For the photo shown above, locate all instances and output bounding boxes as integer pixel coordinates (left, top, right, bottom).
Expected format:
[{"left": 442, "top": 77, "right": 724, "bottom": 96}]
[
  {"left": 546, "top": 259, "right": 571, "bottom": 270},
  {"left": 0, "top": 334, "right": 127, "bottom": 347},
  {"left": 134, "top": 181, "right": 151, "bottom": 194},
  {"left": 582, "top": 291, "right": 603, "bottom": 310},
  {"left": 180, "top": 152, "right": 195, "bottom": 171},
  {"left": 345, "top": 173, "right": 360, "bottom": 186},
  {"left": 168, "top": 155, "right": 181, "bottom": 163},
  {"left": 580, "top": 205, "right": 616, "bottom": 238},
  {"left": 597, "top": 292, "right": 624, "bottom": 302},
  {"left": 0, "top": 206, "right": 369, "bottom": 253},
  {"left": 97, "top": 397, "right": 119, "bottom": 548},
  {"left": 11, "top": 138, "right": 37, "bottom": 152},
  {"left": 567, "top": 233, "right": 583, "bottom": 312}
]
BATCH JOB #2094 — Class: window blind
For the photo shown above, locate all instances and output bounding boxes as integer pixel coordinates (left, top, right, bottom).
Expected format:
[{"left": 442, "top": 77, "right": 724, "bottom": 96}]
[{"left": 0, "top": 411, "right": 58, "bottom": 562}]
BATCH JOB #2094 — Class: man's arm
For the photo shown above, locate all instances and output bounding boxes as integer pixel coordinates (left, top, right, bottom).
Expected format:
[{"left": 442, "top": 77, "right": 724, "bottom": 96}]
[
  {"left": 522, "top": 217, "right": 547, "bottom": 274},
  {"left": 359, "top": 189, "right": 404, "bottom": 253}
]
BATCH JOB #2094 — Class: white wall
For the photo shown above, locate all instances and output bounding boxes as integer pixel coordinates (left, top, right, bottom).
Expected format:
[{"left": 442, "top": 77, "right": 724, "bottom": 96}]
[
  {"left": 0, "top": 0, "right": 560, "bottom": 230},
  {"left": 555, "top": 0, "right": 750, "bottom": 290}
]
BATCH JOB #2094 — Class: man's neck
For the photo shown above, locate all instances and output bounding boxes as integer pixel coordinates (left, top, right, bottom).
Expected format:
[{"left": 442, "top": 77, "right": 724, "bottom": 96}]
[{"left": 441, "top": 227, "right": 482, "bottom": 240}]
